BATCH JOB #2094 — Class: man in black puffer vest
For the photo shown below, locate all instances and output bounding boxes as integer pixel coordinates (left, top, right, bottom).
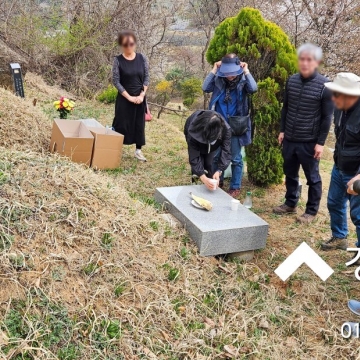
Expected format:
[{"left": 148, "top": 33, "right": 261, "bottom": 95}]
[{"left": 274, "top": 43, "right": 334, "bottom": 223}]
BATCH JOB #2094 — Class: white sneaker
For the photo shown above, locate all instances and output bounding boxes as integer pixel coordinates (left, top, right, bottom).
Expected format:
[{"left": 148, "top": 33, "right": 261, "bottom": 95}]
[{"left": 135, "top": 150, "right": 147, "bottom": 162}]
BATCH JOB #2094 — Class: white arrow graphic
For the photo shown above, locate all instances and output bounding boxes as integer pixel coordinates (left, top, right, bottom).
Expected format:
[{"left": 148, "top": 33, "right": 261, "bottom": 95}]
[{"left": 275, "top": 242, "right": 334, "bottom": 281}]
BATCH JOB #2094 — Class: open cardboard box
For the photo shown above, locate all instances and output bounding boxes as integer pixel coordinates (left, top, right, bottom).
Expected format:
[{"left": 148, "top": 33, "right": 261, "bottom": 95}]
[
  {"left": 50, "top": 119, "right": 94, "bottom": 165},
  {"left": 76, "top": 119, "right": 105, "bottom": 129},
  {"left": 89, "top": 127, "right": 124, "bottom": 170}
]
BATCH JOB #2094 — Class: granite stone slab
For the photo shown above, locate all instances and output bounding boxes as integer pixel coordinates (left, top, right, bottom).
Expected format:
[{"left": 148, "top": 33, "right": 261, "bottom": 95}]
[{"left": 155, "top": 185, "right": 268, "bottom": 256}]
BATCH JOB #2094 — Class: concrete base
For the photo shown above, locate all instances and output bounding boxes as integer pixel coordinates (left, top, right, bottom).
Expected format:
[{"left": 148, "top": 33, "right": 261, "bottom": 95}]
[{"left": 155, "top": 185, "right": 268, "bottom": 257}]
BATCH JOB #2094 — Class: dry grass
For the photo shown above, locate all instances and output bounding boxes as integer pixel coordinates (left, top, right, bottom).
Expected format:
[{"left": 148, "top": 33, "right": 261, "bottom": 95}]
[
  {"left": 24, "top": 73, "right": 73, "bottom": 101},
  {"left": 0, "top": 81, "right": 360, "bottom": 359},
  {"left": 0, "top": 87, "right": 51, "bottom": 152}
]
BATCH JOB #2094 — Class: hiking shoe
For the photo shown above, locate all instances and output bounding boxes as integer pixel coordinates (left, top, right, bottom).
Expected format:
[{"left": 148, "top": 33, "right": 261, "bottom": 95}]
[
  {"left": 320, "top": 236, "right": 348, "bottom": 251},
  {"left": 297, "top": 213, "right": 316, "bottom": 224},
  {"left": 347, "top": 253, "right": 360, "bottom": 267},
  {"left": 228, "top": 189, "right": 240, "bottom": 198},
  {"left": 273, "top": 204, "right": 297, "bottom": 214},
  {"left": 135, "top": 150, "right": 147, "bottom": 162},
  {"left": 348, "top": 300, "right": 360, "bottom": 315}
]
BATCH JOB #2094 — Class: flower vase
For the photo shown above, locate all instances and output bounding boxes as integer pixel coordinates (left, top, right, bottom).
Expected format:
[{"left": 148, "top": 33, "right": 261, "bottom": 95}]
[{"left": 59, "top": 111, "right": 68, "bottom": 119}]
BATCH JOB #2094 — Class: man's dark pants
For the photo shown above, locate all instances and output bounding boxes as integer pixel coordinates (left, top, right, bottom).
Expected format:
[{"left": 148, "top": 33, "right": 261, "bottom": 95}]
[{"left": 283, "top": 139, "right": 322, "bottom": 215}]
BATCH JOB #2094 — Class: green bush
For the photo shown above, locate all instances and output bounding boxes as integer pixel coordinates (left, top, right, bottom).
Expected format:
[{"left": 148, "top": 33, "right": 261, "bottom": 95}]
[
  {"left": 247, "top": 78, "right": 284, "bottom": 185},
  {"left": 181, "top": 78, "right": 202, "bottom": 107},
  {"left": 166, "top": 68, "right": 190, "bottom": 92},
  {"left": 206, "top": 7, "right": 297, "bottom": 186},
  {"left": 97, "top": 85, "right": 118, "bottom": 104}
]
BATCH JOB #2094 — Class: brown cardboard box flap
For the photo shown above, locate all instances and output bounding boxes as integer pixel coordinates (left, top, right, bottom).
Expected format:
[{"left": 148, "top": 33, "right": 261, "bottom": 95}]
[
  {"left": 50, "top": 119, "right": 94, "bottom": 166},
  {"left": 89, "top": 128, "right": 124, "bottom": 170}
]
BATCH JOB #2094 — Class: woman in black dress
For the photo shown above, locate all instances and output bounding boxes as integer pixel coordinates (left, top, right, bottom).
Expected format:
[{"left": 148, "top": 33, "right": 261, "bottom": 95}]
[{"left": 112, "top": 30, "right": 149, "bottom": 162}]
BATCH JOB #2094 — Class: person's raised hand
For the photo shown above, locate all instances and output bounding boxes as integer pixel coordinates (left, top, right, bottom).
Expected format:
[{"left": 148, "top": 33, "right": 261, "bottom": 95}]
[
  {"left": 240, "top": 62, "right": 249, "bottom": 73},
  {"left": 212, "top": 61, "right": 222, "bottom": 74}
]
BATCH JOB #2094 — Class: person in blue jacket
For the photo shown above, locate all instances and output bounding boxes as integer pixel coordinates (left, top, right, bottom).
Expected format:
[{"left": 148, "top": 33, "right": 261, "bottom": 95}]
[{"left": 202, "top": 53, "right": 258, "bottom": 198}]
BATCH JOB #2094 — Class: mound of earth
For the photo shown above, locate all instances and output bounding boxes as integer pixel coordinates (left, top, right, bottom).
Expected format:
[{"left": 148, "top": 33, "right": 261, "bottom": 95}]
[
  {"left": 0, "top": 148, "right": 182, "bottom": 358},
  {"left": 25, "top": 72, "right": 72, "bottom": 101},
  {"left": 0, "top": 87, "right": 51, "bottom": 152}
]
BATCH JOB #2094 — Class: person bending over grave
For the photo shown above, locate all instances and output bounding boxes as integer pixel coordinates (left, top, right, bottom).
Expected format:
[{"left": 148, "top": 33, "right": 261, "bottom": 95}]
[
  {"left": 203, "top": 53, "right": 258, "bottom": 198},
  {"left": 273, "top": 43, "right": 333, "bottom": 224},
  {"left": 112, "top": 30, "right": 149, "bottom": 162},
  {"left": 184, "top": 110, "right": 232, "bottom": 191}
]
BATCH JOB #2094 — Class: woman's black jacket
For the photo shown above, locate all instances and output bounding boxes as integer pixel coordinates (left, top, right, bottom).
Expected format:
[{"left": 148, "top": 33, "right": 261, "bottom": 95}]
[{"left": 184, "top": 110, "right": 232, "bottom": 177}]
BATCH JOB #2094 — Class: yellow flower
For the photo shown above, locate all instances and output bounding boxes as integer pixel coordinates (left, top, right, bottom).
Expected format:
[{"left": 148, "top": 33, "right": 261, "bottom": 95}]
[
  {"left": 54, "top": 100, "right": 60, "bottom": 106},
  {"left": 63, "top": 101, "right": 69, "bottom": 108},
  {"left": 66, "top": 106, "right": 71, "bottom": 111},
  {"left": 69, "top": 101, "right": 75, "bottom": 108},
  {"left": 55, "top": 104, "right": 61, "bottom": 110},
  {"left": 155, "top": 80, "right": 172, "bottom": 93}
]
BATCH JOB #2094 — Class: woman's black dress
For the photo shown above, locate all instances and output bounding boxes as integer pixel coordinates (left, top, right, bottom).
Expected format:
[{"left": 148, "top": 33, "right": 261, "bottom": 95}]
[{"left": 112, "top": 54, "right": 146, "bottom": 146}]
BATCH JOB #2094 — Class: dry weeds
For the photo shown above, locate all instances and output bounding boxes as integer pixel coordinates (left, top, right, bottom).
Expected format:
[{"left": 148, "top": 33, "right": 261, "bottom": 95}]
[
  {"left": 0, "top": 83, "right": 359, "bottom": 359},
  {"left": 0, "top": 87, "right": 51, "bottom": 152},
  {"left": 24, "top": 73, "right": 73, "bottom": 102}
]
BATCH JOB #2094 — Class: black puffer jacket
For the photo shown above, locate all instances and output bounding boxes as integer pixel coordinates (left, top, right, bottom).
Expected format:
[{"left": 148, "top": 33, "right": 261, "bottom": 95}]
[
  {"left": 334, "top": 100, "right": 360, "bottom": 174},
  {"left": 280, "top": 72, "right": 334, "bottom": 145},
  {"left": 184, "top": 110, "right": 232, "bottom": 176}
]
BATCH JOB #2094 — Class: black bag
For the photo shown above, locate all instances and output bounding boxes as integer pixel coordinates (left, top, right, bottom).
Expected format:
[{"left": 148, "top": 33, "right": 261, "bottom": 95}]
[{"left": 228, "top": 115, "right": 249, "bottom": 136}]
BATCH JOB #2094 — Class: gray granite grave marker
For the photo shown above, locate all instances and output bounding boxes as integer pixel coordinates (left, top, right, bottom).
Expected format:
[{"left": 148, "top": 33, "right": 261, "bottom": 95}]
[{"left": 155, "top": 185, "right": 268, "bottom": 256}]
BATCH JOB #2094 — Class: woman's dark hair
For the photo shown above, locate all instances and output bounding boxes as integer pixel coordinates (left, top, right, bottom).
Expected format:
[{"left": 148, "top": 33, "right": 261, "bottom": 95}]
[
  {"left": 118, "top": 30, "right": 137, "bottom": 46},
  {"left": 192, "top": 111, "right": 224, "bottom": 143}
]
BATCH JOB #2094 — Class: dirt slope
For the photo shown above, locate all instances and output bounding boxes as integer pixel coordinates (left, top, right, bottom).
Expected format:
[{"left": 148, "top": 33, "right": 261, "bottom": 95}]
[{"left": 0, "top": 87, "right": 51, "bottom": 152}]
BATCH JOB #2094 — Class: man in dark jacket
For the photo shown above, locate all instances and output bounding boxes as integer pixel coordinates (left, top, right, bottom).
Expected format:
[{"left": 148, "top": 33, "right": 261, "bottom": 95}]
[
  {"left": 274, "top": 43, "right": 334, "bottom": 224},
  {"left": 320, "top": 73, "right": 360, "bottom": 263},
  {"left": 184, "top": 110, "right": 232, "bottom": 190}
]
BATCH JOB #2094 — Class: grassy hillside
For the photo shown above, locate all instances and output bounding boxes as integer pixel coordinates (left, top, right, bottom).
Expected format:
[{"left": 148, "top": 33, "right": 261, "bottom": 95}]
[{"left": 0, "top": 76, "right": 359, "bottom": 359}]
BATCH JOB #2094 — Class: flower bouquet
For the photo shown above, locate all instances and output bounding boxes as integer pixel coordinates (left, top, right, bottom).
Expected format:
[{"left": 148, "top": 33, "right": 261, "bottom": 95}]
[{"left": 54, "top": 97, "right": 75, "bottom": 119}]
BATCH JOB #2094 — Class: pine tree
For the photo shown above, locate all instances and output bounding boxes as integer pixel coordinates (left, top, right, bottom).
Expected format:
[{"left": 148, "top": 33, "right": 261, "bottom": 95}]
[{"left": 206, "top": 7, "right": 297, "bottom": 186}]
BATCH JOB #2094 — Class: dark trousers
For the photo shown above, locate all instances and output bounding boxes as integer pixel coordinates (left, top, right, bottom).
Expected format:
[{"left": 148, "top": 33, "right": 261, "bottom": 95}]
[{"left": 283, "top": 139, "right": 322, "bottom": 215}]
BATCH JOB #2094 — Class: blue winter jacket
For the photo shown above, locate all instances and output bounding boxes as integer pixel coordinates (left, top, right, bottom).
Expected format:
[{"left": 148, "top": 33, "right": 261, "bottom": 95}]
[{"left": 202, "top": 72, "right": 258, "bottom": 146}]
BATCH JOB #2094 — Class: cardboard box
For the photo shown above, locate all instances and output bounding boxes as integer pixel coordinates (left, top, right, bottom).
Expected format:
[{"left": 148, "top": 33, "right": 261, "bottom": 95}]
[
  {"left": 76, "top": 119, "right": 105, "bottom": 129},
  {"left": 89, "top": 128, "right": 124, "bottom": 170},
  {"left": 50, "top": 119, "right": 94, "bottom": 165}
]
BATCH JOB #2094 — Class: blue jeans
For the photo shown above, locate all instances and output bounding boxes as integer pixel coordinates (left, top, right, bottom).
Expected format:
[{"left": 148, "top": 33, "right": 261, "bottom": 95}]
[
  {"left": 328, "top": 166, "right": 360, "bottom": 247},
  {"left": 213, "top": 137, "right": 243, "bottom": 190}
]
